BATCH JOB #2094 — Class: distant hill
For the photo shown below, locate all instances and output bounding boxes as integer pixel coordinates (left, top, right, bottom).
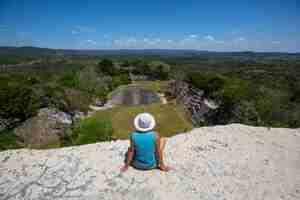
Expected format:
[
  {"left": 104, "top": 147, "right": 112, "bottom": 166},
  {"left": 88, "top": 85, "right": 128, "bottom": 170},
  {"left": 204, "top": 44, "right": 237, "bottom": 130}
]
[{"left": 0, "top": 46, "right": 300, "bottom": 60}]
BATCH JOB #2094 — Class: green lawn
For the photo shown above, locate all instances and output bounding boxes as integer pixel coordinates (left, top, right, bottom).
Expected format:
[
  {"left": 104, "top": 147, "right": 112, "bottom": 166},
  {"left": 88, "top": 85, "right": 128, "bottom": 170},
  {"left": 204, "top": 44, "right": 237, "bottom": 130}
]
[
  {"left": 91, "top": 101, "right": 193, "bottom": 139},
  {"left": 131, "top": 80, "right": 169, "bottom": 92},
  {"left": 0, "top": 129, "right": 20, "bottom": 151},
  {"left": 108, "top": 80, "right": 169, "bottom": 99}
]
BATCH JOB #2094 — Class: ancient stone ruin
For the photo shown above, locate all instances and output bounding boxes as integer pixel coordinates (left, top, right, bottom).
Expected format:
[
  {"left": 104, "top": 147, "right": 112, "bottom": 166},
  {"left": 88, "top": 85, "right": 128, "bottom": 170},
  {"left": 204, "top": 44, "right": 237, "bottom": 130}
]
[{"left": 168, "top": 80, "right": 219, "bottom": 124}]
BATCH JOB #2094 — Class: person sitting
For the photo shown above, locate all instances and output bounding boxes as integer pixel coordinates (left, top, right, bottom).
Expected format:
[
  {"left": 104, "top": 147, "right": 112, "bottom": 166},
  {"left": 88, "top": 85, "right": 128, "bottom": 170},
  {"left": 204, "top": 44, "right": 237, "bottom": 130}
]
[{"left": 120, "top": 113, "right": 171, "bottom": 172}]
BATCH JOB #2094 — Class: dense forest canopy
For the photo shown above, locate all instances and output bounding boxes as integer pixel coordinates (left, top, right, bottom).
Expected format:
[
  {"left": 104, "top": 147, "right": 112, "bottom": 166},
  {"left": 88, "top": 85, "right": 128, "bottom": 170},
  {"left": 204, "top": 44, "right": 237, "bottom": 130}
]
[{"left": 1, "top": 47, "right": 300, "bottom": 150}]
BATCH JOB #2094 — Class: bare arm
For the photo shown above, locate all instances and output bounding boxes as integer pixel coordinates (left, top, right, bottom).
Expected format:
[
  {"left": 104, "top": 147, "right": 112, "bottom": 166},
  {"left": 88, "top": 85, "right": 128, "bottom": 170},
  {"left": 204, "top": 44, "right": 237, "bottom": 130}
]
[
  {"left": 155, "top": 133, "right": 162, "bottom": 167},
  {"left": 121, "top": 136, "right": 134, "bottom": 172},
  {"left": 125, "top": 137, "right": 134, "bottom": 166}
]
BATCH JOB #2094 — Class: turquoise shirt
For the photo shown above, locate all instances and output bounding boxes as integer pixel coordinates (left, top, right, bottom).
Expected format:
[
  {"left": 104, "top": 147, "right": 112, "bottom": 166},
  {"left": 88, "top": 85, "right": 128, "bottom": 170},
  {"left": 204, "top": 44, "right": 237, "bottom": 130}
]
[{"left": 131, "top": 131, "right": 157, "bottom": 169}]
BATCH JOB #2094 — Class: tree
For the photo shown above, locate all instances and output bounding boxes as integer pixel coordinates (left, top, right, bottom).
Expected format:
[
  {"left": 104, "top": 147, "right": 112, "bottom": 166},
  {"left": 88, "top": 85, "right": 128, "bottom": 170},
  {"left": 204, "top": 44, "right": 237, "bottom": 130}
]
[
  {"left": 97, "top": 59, "right": 115, "bottom": 75},
  {"left": 148, "top": 61, "right": 170, "bottom": 80},
  {"left": 77, "top": 66, "right": 112, "bottom": 99},
  {"left": 0, "top": 85, "right": 40, "bottom": 122}
]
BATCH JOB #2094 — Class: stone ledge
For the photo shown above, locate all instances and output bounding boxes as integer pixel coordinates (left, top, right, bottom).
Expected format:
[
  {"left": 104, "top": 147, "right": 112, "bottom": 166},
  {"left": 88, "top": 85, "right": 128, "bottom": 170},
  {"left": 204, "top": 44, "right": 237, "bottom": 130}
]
[{"left": 1, "top": 124, "right": 300, "bottom": 200}]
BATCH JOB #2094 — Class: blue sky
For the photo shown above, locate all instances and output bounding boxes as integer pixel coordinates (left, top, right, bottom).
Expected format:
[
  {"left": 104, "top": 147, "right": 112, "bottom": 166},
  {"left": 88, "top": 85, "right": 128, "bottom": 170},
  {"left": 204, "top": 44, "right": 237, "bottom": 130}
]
[{"left": 0, "top": 0, "right": 299, "bottom": 52}]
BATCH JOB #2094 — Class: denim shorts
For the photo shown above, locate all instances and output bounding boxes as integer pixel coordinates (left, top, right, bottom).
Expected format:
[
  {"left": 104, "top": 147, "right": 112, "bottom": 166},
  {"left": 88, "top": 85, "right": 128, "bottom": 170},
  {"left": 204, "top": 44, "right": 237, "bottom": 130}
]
[
  {"left": 131, "top": 159, "right": 157, "bottom": 170},
  {"left": 125, "top": 151, "right": 158, "bottom": 170}
]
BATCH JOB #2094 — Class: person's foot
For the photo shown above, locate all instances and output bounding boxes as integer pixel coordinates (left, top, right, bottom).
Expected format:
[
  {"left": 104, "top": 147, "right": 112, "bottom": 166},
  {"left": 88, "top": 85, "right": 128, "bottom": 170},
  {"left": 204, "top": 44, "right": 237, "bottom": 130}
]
[
  {"left": 159, "top": 165, "right": 172, "bottom": 172},
  {"left": 120, "top": 165, "right": 129, "bottom": 172}
]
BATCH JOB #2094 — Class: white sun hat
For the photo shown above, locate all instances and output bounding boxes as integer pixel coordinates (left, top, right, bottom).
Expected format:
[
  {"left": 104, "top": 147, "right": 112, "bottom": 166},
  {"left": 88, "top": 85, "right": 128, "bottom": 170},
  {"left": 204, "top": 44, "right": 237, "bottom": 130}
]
[{"left": 134, "top": 113, "right": 156, "bottom": 132}]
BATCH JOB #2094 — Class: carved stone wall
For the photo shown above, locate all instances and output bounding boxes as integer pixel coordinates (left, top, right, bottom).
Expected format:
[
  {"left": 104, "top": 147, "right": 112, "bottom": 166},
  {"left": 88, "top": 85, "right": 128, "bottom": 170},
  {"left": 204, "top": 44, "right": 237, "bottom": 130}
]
[{"left": 169, "top": 80, "right": 218, "bottom": 124}]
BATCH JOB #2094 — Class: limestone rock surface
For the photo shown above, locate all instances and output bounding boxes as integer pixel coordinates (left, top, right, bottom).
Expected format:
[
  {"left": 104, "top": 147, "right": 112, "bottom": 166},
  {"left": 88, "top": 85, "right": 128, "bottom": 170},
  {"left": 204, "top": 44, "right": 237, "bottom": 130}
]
[
  {"left": 1, "top": 124, "right": 300, "bottom": 200},
  {"left": 14, "top": 108, "right": 72, "bottom": 148}
]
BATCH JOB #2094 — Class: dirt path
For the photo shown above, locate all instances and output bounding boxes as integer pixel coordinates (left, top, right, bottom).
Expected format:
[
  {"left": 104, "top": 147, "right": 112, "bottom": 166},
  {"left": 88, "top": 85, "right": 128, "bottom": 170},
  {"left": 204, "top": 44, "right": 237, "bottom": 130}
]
[{"left": 158, "top": 93, "right": 168, "bottom": 104}]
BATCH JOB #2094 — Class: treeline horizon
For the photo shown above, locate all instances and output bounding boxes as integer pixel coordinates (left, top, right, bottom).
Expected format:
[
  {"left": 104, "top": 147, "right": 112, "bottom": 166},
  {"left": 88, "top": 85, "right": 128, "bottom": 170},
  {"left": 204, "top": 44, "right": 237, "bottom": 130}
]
[{"left": 1, "top": 51, "right": 300, "bottom": 150}]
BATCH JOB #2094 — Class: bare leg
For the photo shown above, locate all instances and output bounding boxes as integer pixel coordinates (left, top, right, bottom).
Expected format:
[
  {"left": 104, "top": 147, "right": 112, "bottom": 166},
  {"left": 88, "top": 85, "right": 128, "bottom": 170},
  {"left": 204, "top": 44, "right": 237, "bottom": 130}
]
[
  {"left": 159, "top": 137, "right": 166, "bottom": 152},
  {"left": 157, "top": 137, "right": 171, "bottom": 171}
]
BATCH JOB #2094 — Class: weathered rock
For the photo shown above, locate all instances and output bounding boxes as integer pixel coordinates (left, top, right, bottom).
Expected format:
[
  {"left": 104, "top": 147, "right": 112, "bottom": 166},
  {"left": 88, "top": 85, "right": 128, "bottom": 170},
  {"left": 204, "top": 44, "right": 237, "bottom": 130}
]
[
  {"left": 14, "top": 108, "right": 72, "bottom": 148},
  {"left": 169, "top": 80, "right": 218, "bottom": 125},
  {"left": 203, "top": 98, "right": 219, "bottom": 110},
  {"left": 0, "top": 117, "right": 20, "bottom": 132},
  {"left": 38, "top": 108, "right": 72, "bottom": 125},
  {"left": 0, "top": 118, "right": 9, "bottom": 132},
  {"left": 71, "top": 110, "right": 86, "bottom": 121},
  {"left": 1, "top": 124, "right": 300, "bottom": 200}
]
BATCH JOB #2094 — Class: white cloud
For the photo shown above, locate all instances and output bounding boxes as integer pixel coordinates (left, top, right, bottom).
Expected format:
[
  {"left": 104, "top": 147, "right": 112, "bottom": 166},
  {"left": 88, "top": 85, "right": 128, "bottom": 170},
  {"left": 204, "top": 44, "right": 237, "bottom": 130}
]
[
  {"left": 71, "top": 30, "right": 79, "bottom": 35},
  {"left": 75, "top": 39, "right": 99, "bottom": 49},
  {"left": 179, "top": 35, "right": 199, "bottom": 45},
  {"left": 235, "top": 37, "right": 246, "bottom": 42},
  {"left": 189, "top": 34, "right": 198, "bottom": 38},
  {"left": 112, "top": 37, "right": 173, "bottom": 48},
  {"left": 152, "top": 38, "right": 161, "bottom": 44},
  {"left": 231, "top": 30, "right": 243, "bottom": 35},
  {"left": 179, "top": 38, "right": 190, "bottom": 45},
  {"left": 110, "top": 35, "right": 226, "bottom": 49},
  {"left": 103, "top": 34, "right": 110, "bottom": 39},
  {"left": 75, "top": 26, "right": 95, "bottom": 32},
  {"left": 127, "top": 37, "right": 137, "bottom": 43},
  {"left": 10, "top": 31, "right": 43, "bottom": 47},
  {"left": 204, "top": 35, "right": 215, "bottom": 41},
  {"left": 85, "top": 39, "right": 97, "bottom": 45},
  {"left": 71, "top": 25, "right": 96, "bottom": 34},
  {"left": 203, "top": 35, "right": 225, "bottom": 45},
  {"left": 113, "top": 37, "right": 139, "bottom": 47},
  {"left": 113, "top": 39, "right": 121, "bottom": 45},
  {"left": 272, "top": 41, "right": 281, "bottom": 44},
  {"left": 215, "top": 40, "right": 225, "bottom": 44},
  {"left": 142, "top": 38, "right": 161, "bottom": 45}
]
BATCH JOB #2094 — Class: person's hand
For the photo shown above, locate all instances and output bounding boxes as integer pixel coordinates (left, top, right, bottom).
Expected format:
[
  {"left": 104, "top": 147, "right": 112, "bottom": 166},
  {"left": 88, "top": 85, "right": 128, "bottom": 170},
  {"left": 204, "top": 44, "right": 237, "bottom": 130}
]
[
  {"left": 158, "top": 165, "right": 171, "bottom": 172},
  {"left": 120, "top": 165, "right": 129, "bottom": 173}
]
